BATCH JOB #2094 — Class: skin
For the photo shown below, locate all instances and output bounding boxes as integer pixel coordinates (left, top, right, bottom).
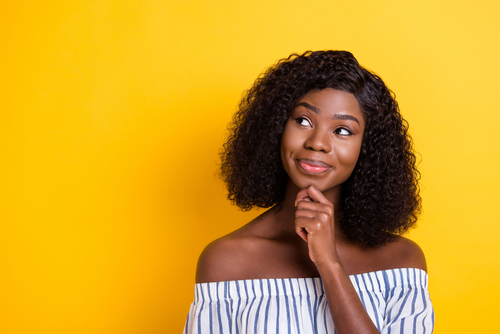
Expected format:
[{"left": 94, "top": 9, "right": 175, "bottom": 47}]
[{"left": 196, "top": 89, "right": 427, "bottom": 333}]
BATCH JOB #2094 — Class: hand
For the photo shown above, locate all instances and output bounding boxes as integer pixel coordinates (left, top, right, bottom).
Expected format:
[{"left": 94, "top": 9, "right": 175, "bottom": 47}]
[{"left": 295, "top": 185, "right": 339, "bottom": 266}]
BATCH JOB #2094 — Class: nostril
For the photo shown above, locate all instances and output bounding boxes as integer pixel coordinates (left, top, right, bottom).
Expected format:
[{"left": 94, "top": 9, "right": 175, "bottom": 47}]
[
  {"left": 306, "top": 145, "right": 327, "bottom": 153},
  {"left": 305, "top": 135, "right": 330, "bottom": 153}
]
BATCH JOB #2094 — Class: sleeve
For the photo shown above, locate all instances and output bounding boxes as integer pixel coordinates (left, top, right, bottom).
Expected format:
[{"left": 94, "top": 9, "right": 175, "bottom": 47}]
[
  {"left": 382, "top": 282, "right": 435, "bottom": 334},
  {"left": 183, "top": 284, "right": 234, "bottom": 334}
]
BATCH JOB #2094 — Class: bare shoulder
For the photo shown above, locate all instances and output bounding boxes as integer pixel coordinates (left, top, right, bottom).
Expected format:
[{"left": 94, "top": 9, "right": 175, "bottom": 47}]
[
  {"left": 342, "top": 235, "right": 428, "bottom": 275},
  {"left": 196, "top": 232, "right": 252, "bottom": 283},
  {"left": 381, "top": 236, "right": 427, "bottom": 272},
  {"left": 195, "top": 207, "right": 314, "bottom": 283},
  {"left": 195, "top": 214, "right": 275, "bottom": 283}
]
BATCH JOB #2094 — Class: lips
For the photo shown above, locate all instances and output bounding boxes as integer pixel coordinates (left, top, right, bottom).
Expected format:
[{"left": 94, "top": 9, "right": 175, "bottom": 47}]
[{"left": 297, "top": 159, "right": 331, "bottom": 174}]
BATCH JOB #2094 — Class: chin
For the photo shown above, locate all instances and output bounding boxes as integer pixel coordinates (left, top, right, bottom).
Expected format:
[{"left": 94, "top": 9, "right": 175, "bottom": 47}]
[{"left": 291, "top": 178, "right": 341, "bottom": 193}]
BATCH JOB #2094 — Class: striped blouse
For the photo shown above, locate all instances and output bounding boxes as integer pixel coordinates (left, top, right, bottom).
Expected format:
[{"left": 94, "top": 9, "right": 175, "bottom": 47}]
[{"left": 184, "top": 268, "right": 434, "bottom": 334}]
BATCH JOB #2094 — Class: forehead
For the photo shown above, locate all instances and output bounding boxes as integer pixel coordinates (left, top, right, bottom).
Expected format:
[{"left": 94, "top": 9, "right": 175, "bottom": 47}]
[{"left": 295, "top": 88, "right": 365, "bottom": 126}]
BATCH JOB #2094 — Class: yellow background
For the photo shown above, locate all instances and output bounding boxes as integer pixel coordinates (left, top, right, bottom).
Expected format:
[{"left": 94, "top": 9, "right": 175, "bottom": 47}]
[{"left": 2, "top": 0, "right": 499, "bottom": 333}]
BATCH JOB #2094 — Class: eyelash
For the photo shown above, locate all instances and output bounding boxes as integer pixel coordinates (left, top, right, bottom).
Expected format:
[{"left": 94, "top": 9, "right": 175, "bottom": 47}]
[
  {"left": 295, "top": 117, "right": 311, "bottom": 127},
  {"left": 294, "top": 117, "right": 353, "bottom": 136},
  {"left": 334, "top": 128, "right": 353, "bottom": 136}
]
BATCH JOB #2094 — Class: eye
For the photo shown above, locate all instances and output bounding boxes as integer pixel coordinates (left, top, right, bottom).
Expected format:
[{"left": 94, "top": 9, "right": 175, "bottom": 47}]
[
  {"left": 295, "top": 117, "right": 312, "bottom": 127},
  {"left": 335, "top": 127, "right": 352, "bottom": 136}
]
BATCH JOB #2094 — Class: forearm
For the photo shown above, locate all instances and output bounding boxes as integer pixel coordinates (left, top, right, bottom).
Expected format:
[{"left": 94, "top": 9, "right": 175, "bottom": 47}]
[
  {"left": 317, "top": 261, "right": 380, "bottom": 334},
  {"left": 294, "top": 186, "right": 381, "bottom": 333}
]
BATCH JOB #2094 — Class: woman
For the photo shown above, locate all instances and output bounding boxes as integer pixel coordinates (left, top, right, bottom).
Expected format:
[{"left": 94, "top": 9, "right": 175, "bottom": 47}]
[{"left": 184, "top": 50, "right": 434, "bottom": 333}]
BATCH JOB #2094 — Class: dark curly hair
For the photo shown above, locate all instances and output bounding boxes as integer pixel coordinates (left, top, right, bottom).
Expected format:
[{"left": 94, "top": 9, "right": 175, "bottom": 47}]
[{"left": 220, "top": 50, "right": 421, "bottom": 247}]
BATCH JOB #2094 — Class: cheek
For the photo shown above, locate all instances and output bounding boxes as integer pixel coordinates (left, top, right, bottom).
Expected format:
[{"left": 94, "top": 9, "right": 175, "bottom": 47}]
[
  {"left": 279, "top": 127, "right": 290, "bottom": 167},
  {"left": 337, "top": 141, "right": 362, "bottom": 166},
  {"left": 279, "top": 144, "right": 286, "bottom": 168},
  {"left": 280, "top": 124, "right": 297, "bottom": 155},
  {"left": 279, "top": 123, "right": 301, "bottom": 176}
]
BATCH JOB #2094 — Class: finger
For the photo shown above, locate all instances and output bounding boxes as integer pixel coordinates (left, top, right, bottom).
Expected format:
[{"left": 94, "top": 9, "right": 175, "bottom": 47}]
[
  {"left": 296, "top": 201, "right": 334, "bottom": 215},
  {"left": 295, "top": 223, "right": 308, "bottom": 242},
  {"left": 295, "top": 216, "right": 324, "bottom": 238},
  {"left": 303, "top": 185, "right": 332, "bottom": 205},
  {"left": 295, "top": 210, "right": 331, "bottom": 226},
  {"left": 295, "top": 188, "right": 314, "bottom": 206},
  {"left": 296, "top": 216, "right": 332, "bottom": 243},
  {"left": 297, "top": 196, "right": 313, "bottom": 206},
  {"left": 295, "top": 208, "right": 318, "bottom": 219},
  {"left": 295, "top": 218, "right": 308, "bottom": 242}
]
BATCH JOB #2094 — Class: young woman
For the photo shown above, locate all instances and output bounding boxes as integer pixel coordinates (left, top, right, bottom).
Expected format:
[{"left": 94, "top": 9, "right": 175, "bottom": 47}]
[{"left": 184, "top": 50, "right": 434, "bottom": 333}]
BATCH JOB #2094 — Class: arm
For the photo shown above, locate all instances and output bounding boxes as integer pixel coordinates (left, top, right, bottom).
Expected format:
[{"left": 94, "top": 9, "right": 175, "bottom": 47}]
[{"left": 294, "top": 185, "right": 380, "bottom": 334}]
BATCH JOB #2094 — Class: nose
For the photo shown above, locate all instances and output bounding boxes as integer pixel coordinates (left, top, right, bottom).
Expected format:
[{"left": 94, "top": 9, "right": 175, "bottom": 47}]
[{"left": 304, "top": 128, "right": 332, "bottom": 153}]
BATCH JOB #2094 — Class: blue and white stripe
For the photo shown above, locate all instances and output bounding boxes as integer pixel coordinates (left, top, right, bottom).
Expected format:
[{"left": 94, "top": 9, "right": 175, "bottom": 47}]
[{"left": 184, "top": 268, "right": 434, "bottom": 334}]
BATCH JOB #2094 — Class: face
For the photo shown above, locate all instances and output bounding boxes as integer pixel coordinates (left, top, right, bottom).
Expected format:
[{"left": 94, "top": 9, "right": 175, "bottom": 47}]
[{"left": 280, "top": 88, "right": 365, "bottom": 193}]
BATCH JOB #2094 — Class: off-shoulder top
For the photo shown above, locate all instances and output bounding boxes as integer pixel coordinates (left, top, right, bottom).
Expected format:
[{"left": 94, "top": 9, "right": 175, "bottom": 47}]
[{"left": 184, "top": 268, "right": 434, "bottom": 334}]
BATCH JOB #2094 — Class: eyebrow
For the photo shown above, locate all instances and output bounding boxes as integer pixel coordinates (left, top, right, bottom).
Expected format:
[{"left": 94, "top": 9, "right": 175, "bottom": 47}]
[
  {"left": 295, "top": 102, "right": 360, "bottom": 124},
  {"left": 296, "top": 102, "right": 321, "bottom": 114},
  {"left": 333, "top": 114, "right": 360, "bottom": 124}
]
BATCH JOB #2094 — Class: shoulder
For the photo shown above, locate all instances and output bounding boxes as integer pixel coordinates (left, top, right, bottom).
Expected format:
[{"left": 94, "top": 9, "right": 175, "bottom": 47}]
[
  {"left": 196, "top": 207, "right": 301, "bottom": 283},
  {"left": 343, "top": 235, "right": 427, "bottom": 275},
  {"left": 195, "top": 223, "right": 272, "bottom": 283},
  {"left": 196, "top": 235, "right": 246, "bottom": 283},
  {"left": 379, "top": 236, "right": 427, "bottom": 272}
]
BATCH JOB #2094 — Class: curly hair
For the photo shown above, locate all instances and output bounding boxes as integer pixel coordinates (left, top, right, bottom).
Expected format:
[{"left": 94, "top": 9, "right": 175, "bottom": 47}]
[{"left": 220, "top": 50, "right": 421, "bottom": 247}]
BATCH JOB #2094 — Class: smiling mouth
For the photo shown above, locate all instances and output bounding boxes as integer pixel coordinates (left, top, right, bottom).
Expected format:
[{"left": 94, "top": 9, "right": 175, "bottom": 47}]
[{"left": 297, "top": 159, "right": 331, "bottom": 174}]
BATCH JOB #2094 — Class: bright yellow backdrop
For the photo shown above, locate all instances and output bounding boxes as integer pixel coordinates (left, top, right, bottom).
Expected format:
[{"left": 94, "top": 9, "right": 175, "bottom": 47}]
[{"left": 2, "top": 1, "right": 499, "bottom": 333}]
